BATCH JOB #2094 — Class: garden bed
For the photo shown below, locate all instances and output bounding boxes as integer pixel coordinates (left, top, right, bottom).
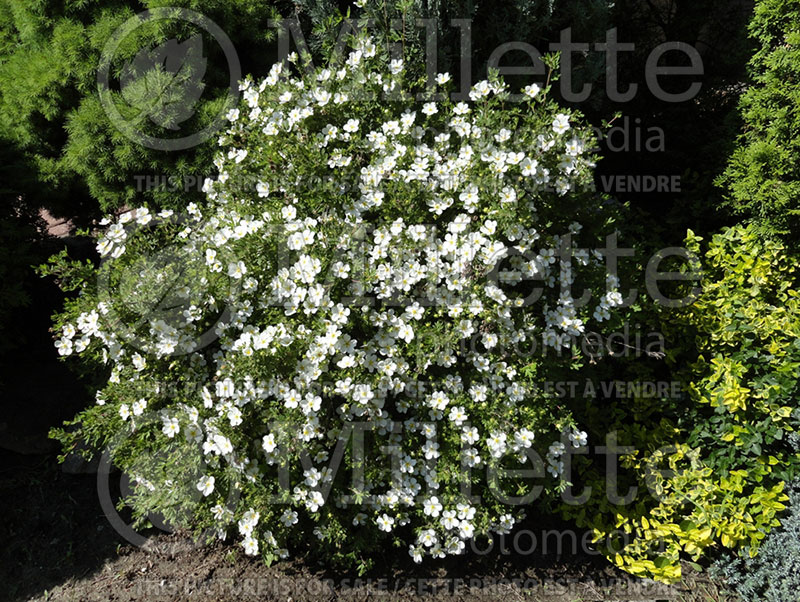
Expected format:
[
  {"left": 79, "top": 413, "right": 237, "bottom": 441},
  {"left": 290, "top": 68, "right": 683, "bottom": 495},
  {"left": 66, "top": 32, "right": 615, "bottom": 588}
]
[{"left": 0, "top": 450, "right": 739, "bottom": 601}]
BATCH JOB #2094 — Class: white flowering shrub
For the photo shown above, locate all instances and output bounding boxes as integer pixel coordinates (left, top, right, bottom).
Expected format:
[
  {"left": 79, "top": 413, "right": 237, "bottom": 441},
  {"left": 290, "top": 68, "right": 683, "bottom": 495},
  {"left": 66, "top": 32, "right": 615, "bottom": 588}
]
[{"left": 50, "top": 36, "right": 627, "bottom": 570}]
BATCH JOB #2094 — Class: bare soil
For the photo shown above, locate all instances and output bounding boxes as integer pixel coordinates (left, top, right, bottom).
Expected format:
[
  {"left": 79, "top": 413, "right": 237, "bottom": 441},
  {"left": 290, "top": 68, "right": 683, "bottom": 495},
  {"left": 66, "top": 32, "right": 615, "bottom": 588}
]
[{"left": 0, "top": 448, "right": 741, "bottom": 602}]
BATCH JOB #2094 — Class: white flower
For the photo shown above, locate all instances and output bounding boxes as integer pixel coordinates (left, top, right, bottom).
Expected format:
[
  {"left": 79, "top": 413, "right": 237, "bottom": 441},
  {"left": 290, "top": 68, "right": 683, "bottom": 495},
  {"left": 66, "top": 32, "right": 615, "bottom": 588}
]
[
  {"left": 428, "top": 390, "right": 449, "bottom": 411},
  {"left": 435, "top": 72, "right": 451, "bottom": 84},
  {"left": 306, "top": 491, "right": 325, "bottom": 512},
  {"left": 55, "top": 337, "right": 73, "bottom": 356},
  {"left": 313, "top": 88, "right": 332, "bottom": 106},
  {"left": 506, "top": 151, "right": 525, "bottom": 165},
  {"left": 495, "top": 514, "right": 515, "bottom": 534},
  {"left": 459, "top": 185, "right": 479, "bottom": 209},
  {"left": 441, "top": 510, "right": 459, "bottom": 530},
  {"left": 547, "top": 461, "right": 564, "bottom": 477},
  {"left": 552, "top": 113, "right": 570, "bottom": 135},
  {"left": 242, "top": 536, "right": 259, "bottom": 556},
  {"left": 568, "top": 429, "right": 588, "bottom": 448},
  {"left": 227, "top": 406, "right": 243, "bottom": 427},
  {"left": 131, "top": 353, "right": 146, "bottom": 371},
  {"left": 494, "top": 129, "right": 512, "bottom": 144},
  {"left": 469, "top": 80, "right": 491, "bottom": 100},
  {"left": 514, "top": 428, "right": 534, "bottom": 448},
  {"left": 458, "top": 520, "right": 475, "bottom": 539},
  {"left": 134, "top": 207, "right": 152, "bottom": 225},
  {"left": 213, "top": 434, "right": 234, "bottom": 455},
  {"left": 77, "top": 311, "right": 99, "bottom": 335},
  {"left": 241, "top": 508, "right": 260, "bottom": 528},
  {"left": 565, "top": 137, "right": 584, "bottom": 156},
  {"left": 226, "top": 108, "right": 240, "bottom": 121},
  {"left": 132, "top": 398, "right": 147, "bottom": 416},
  {"left": 486, "top": 431, "right": 507, "bottom": 458},
  {"left": 304, "top": 467, "right": 322, "bottom": 487},
  {"left": 456, "top": 503, "right": 475, "bottom": 520},
  {"left": 184, "top": 423, "right": 203, "bottom": 443},
  {"left": 211, "top": 504, "right": 230, "bottom": 522},
  {"left": 346, "top": 49, "right": 362, "bottom": 67},
  {"left": 162, "top": 417, "right": 180, "bottom": 438},
  {"left": 422, "top": 440, "right": 440, "bottom": 460},
  {"left": 256, "top": 181, "right": 270, "bottom": 197},
  {"left": 461, "top": 426, "right": 479, "bottom": 444},
  {"left": 423, "top": 496, "right": 443, "bottom": 517},
  {"left": 96, "top": 238, "right": 113, "bottom": 257},
  {"left": 520, "top": 157, "right": 539, "bottom": 176},
  {"left": 418, "top": 529, "right": 437, "bottom": 547},
  {"left": 217, "top": 378, "right": 235, "bottom": 398},
  {"left": 499, "top": 186, "right": 517, "bottom": 203},
  {"left": 280, "top": 509, "right": 299, "bottom": 526},
  {"left": 421, "top": 102, "right": 438, "bottom": 116},
  {"left": 197, "top": 475, "right": 215, "bottom": 497},
  {"left": 283, "top": 388, "right": 301, "bottom": 408},
  {"left": 376, "top": 513, "right": 395, "bottom": 532},
  {"left": 448, "top": 406, "right": 468, "bottom": 426},
  {"left": 228, "top": 261, "right": 247, "bottom": 279},
  {"left": 262, "top": 433, "right": 277, "bottom": 453},
  {"left": 352, "top": 384, "right": 374, "bottom": 404},
  {"left": 119, "top": 404, "right": 131, "bottom": 421},
  {"left": 523, "top": 83, "right": 541, "bottom": 99},
  {"left": 360, "top": 40, "right": 377, "bottom": 57}
]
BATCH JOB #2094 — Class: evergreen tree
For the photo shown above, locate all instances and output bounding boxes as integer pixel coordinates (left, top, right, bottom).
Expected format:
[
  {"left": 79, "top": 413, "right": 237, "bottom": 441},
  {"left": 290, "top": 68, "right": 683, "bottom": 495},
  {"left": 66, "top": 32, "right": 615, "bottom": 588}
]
[{"left": 716, "top": 0, "right": 800, "bottom": 239}]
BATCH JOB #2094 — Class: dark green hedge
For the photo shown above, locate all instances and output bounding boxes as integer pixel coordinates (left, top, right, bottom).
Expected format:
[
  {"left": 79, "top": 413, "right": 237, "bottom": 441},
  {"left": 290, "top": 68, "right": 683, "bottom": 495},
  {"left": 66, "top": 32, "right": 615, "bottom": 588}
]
[{"left": 716, "top": 0, "right": 800, "bottom": 240}]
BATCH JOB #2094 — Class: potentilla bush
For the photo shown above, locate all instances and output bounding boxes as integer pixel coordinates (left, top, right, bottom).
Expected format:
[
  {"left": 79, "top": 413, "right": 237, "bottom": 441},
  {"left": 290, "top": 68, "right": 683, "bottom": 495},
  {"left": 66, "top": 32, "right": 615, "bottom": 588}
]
[{"left": 50, "top": 36, "right": 627, "bottom": 569}]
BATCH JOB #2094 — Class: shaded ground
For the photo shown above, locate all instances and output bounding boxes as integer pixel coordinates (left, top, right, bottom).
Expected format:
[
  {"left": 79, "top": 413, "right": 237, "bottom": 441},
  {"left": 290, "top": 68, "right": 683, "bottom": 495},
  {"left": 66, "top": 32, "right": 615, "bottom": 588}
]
[{"left": 0, "top": 448, "right": 742, "bottom": 602}]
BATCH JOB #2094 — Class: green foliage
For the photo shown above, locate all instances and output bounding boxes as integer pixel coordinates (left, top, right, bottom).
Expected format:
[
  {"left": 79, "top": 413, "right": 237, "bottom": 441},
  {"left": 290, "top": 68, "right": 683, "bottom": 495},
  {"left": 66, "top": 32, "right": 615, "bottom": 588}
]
[
  {"left": 711, "top": 478, "right": 800, "bottom": 602},
  {"left": 716, "top": 0, "right": 800, "bottom": 239},
  {"left": 0, "top": 0, "right": 615, "bottom": 221},
  {"left": 675, "top": 226, "right": 800, "bottom": 466},
  {"left": 8, "top": 0, "right": 795, "bottom": 584},
  {"left": 0, "top": 0, "right": 294, "bottom": 217},
  {"left": 563, "top": 224, "right": 800, "bottom": 582},
  {"left": 299, "top": 0, "right": 614, "bottom": 96}
]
